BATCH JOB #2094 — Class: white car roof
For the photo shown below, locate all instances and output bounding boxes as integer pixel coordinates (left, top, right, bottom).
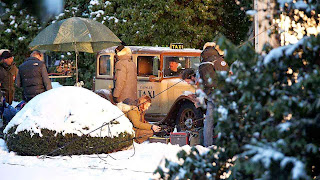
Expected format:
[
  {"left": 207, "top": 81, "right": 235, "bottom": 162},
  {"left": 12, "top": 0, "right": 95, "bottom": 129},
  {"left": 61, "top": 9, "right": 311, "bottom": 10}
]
[{"left": 98, "top": 46, "right": 202, "bottom": 55}]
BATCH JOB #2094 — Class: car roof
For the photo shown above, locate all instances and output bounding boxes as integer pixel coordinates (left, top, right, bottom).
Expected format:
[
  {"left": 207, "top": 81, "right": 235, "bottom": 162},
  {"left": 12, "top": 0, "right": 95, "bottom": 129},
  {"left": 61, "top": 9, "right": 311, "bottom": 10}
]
[{"left": 98, "top": 46, "right": 202, "bottom": 55}]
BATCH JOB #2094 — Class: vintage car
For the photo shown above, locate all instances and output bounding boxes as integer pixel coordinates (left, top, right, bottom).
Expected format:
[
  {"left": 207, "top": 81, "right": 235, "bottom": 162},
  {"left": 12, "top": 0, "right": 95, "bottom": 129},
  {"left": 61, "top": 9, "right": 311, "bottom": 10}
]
[{"left": 94, "top": 46, "right": 204, "bottom": 131}]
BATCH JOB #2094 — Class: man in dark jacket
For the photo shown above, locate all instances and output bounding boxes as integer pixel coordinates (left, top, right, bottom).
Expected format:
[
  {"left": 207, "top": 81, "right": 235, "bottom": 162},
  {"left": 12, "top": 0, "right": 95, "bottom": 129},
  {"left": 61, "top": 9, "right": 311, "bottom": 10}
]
[
  {"left": 16, "top": 50, "right": 52, "bottom": 102},
  {"left": 199, "top": 43, "right": 229, "bottom": 95},
  {"left": 0, "top": 51, "right": 18, "bottom": 104},
  {"left": 199, "top": 42, "right": 229, "bottom": 147}
]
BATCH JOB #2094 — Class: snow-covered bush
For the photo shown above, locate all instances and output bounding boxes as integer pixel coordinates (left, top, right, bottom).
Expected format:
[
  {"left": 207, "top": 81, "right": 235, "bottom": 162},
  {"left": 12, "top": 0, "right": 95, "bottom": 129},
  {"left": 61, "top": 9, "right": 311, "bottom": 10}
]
[
  {"left": 156, "top": 1, "right": 320, "bottom": 179},
  {"left": 155, "top": 146, "right": 234, "bottom": 179},
  {"left": 4, "top": 87, "right": 134, "bottom": 156},
  {"left": 0, "top": 2, "right": 41, "bottom": 65},
  {"left": 228, "top": 34, "right": 320, "bottom": 179}
]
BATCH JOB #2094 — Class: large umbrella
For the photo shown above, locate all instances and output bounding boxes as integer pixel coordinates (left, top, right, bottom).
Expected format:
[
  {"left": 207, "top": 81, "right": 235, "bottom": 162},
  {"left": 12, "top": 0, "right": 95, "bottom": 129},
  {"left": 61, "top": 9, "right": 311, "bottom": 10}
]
[{"left": 29, "top": 17, "right": 122, "bottom": 82}]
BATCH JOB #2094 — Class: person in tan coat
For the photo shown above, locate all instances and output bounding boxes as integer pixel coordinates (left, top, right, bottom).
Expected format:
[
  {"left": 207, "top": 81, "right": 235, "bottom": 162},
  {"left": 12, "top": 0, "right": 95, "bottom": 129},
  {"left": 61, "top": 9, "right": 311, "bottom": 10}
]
[
  {"left": 113, "top": 46, "right": 137, "bottom": 103},
  {"left": 125, "top": 96, "right": 161, "bottom": 143}
]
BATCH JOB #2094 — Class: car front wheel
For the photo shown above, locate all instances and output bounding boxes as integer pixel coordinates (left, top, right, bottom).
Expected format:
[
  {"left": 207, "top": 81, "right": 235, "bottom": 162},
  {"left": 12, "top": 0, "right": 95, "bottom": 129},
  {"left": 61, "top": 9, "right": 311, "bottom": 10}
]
[{"left": 176, "top": 102, "right": 203, "bottom": 131}]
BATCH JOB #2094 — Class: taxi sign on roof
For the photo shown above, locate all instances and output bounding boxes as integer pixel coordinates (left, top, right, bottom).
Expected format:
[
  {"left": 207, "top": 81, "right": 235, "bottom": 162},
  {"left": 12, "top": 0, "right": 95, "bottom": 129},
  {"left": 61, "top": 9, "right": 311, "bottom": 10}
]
[{"left": 170, "top": 43, "right": 184, "bottom": 49}]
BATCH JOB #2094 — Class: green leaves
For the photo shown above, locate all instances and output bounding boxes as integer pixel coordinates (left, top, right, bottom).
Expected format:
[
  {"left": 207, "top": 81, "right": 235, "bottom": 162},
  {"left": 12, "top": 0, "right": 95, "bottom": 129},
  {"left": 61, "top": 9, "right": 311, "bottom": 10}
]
[
  {"left": 154, "top": 1, "right": 319, "bottom": 179},
  {"left": 5, "top": 126, "right": 134, "bottom": 156},
  {"left": 89, "top": 0, "right": 251, "bottom": 48},
  {"left": 154, "top": 146, "right": 224, "bottom": 180}
]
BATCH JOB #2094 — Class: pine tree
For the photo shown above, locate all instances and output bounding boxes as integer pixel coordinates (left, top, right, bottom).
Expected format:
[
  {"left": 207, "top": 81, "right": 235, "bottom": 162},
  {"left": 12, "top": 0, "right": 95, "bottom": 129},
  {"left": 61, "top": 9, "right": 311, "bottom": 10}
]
[
  {"left": 155, "top": 1, "right": 320, "bottom": 179},
  {"left": 0, "top": 2, "right": 41, "bottom": 65},
  {"left": 1, "top": 0, "right": 253, "bottom": 93},
  {"left": 88, "top": 0, "right": 252, "bottom": 48}
]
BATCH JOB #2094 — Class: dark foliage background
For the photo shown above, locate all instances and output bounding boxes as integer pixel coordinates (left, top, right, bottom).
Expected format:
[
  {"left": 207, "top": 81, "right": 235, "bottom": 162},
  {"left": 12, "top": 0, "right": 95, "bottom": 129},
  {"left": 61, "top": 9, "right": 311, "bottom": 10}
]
[
  {"left": 154, "top": 1, "right": 320, "bottom": 179},
  {"left": 0, "top": 0, "right": 252, "bottom": 100}
]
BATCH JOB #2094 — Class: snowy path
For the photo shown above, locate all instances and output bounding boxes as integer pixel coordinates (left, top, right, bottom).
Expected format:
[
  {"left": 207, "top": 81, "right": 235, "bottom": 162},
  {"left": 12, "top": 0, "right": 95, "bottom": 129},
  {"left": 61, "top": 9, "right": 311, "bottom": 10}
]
[{"left": 0, "top": 139, "right": 208, "bottom": 180}]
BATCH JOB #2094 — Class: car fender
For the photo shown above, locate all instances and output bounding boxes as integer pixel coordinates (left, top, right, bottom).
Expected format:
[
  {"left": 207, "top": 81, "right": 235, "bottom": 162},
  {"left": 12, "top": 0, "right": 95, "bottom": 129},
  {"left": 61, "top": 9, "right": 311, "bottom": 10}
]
[{"left": 158, "top": 94, "right": 204, "bottom": 126}]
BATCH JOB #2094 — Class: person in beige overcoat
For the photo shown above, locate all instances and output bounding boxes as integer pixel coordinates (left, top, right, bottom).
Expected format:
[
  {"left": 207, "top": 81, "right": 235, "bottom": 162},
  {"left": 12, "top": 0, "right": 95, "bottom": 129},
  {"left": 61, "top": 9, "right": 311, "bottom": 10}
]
[
  {"left": 113, "top": 46, "right": 137, "bottom": 103},
  {"left": 125, "top": 96, "right": 161, "bottom": 143}
]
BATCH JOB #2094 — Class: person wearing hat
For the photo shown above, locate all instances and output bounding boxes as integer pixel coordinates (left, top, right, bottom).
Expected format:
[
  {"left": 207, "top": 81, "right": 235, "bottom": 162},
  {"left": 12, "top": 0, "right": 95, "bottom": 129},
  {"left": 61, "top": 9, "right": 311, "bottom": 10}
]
[
  {"left": 199, "top": 42, "right": 230, "bottom": 147},
  {"left": 0, "top": 50, "right": 18, "bottom": 105},
  {"left": 182, "top": 68, "right": 198, "bottom": 86},
  {"left": 164, "top": 57, "right": 182, "bottom": 77},
  {"left": 112, "top": 45, "right": 137, "bottom": 103}
]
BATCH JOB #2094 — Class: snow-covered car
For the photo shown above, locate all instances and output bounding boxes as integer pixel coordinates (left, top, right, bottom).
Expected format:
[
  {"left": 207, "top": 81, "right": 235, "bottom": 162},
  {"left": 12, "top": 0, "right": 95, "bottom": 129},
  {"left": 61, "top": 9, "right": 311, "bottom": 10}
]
[{"left": 94, "top": 46, "right": 204, "bottom": 131}]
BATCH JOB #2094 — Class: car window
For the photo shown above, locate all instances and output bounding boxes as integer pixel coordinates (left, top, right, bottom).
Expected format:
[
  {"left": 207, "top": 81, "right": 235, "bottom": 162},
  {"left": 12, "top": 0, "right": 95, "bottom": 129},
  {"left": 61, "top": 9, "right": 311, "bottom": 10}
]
[
  {"left": 137, "top": 56, "right": 160, "bottom": 77},
  {"left": 164, "top": 56, "right": 185, "bottom": 77},
  {"left": 188, "top": 56, "right": 200, "bottom": 69},
  {"left": 99, "top": 55, "right": 111, "bottom": 75},
  {"left": 164, "top": 56, "right": 202, "bottom": 77}
]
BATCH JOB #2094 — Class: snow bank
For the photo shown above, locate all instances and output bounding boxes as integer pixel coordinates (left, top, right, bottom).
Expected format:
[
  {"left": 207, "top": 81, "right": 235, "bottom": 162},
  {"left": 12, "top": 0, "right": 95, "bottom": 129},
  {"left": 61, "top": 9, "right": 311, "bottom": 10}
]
[
  {"left": 4, "top": 86, "right": 134, "bottom": 138},
  {"left": 0, "top": 141, "right": 209, "bottom": 180},
  {"left": 51, "top": 82, "right": 63, "bottom": 88}
]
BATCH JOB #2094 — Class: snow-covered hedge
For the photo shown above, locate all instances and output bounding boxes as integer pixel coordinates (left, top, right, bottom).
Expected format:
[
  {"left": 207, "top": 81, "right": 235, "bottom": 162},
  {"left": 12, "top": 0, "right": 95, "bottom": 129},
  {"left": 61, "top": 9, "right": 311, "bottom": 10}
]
[
  {"left": 4, "top": 86, "right": 134, "bottom": 156},
  {"left": 157, "top": 19, "right": 320, "bottom": 180}
]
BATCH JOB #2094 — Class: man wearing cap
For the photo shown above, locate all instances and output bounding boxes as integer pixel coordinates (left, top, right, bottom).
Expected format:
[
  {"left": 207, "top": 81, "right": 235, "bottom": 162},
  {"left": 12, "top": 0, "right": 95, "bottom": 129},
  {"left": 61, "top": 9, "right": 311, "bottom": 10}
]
[
  {"left": 0, "top": 51, "right": 18, "bottom": 104},
  {"left": 164, "top": 57, "right": 182, "bottom": 77},
  {"left": 16, "top": 50, "right": 52, "bottom": 102}
]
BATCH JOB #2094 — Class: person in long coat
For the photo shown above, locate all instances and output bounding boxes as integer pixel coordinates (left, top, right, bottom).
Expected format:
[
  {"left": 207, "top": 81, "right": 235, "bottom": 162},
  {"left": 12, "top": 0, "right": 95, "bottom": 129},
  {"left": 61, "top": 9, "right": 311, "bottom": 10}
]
[
  {"left": 113, "top": 46, "right": 137, "bottom": 103},
  {"left": 123, "top": 96, "right": 161, "bottom": 143},
  {"left": 0, "top": 51, "right": 18, "bottom": 105}
]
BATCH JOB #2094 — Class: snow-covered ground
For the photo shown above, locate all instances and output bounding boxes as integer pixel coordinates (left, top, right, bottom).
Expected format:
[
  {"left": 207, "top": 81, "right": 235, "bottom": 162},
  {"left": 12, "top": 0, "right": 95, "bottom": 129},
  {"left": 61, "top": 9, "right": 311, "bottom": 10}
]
[
  {"left": 0, "top": 85, "right": 209, "bottom": 179},
  {"left": 0, "top": 139, "right": 208, "bottom": 180}
]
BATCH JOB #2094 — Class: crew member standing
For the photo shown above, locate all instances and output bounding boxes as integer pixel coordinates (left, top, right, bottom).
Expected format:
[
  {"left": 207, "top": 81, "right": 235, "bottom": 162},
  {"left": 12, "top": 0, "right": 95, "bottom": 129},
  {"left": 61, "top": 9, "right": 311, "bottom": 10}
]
[
  {"left": 199, "top": 42, "right": 229, "bottom": 147},
  {"left": 200, "top": 42, "right": 229, "bottom": 147},
  {"left": 0, "top": 51, "right": 18, "bottom": 105},
  {"left": 16, "top": 50, "right": 52, "bottom": 102},
  {"left": 113, "top": 46, "right": 137, "bottom": 103}
]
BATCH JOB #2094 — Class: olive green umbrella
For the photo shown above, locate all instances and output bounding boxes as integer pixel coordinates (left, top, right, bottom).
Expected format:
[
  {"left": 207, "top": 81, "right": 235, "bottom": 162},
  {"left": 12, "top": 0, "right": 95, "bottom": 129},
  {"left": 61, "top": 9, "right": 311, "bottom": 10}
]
[{"left": 29, "top": 17, "right": 122, "bottom": 82}]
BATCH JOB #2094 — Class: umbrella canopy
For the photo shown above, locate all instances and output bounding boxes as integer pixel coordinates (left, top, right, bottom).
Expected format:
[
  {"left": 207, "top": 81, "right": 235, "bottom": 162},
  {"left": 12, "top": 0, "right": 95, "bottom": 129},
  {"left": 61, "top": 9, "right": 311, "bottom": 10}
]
[
  {"left": 29, "top": 17, "right": 121, "bottom": 53},
  {"left": 29, "top": 17, "right": 122, "bottom": 82}
]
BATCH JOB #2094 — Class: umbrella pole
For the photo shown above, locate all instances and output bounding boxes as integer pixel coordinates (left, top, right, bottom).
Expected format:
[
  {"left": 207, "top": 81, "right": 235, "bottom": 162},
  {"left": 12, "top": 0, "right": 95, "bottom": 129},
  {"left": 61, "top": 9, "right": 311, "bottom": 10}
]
[
  {"left": 76, "top": 51, "right": 78, "bottom": 83},
  {"left": 74, "top": 41, "right": 79, "bottom": 84}
]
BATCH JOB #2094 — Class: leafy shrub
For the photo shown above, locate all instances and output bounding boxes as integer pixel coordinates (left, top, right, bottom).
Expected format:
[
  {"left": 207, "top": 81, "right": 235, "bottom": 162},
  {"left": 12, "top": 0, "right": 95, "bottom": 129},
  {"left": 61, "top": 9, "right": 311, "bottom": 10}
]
[
  {"left": 155, "top": 1, "right": 320, "bottom": 176},
  {"left": 5, "top": 125, "right": 134, "bottom": 156},
  {"left": 155, "top": 146, "right": 233, "bottom": 180}
]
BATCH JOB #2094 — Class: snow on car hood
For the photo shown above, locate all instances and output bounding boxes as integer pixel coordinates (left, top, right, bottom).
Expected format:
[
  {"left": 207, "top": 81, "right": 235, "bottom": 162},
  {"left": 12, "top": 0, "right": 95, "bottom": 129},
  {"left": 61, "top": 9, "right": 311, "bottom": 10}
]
[{"left": 4, "top": 86, "right": 134, "bottom": 138}]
